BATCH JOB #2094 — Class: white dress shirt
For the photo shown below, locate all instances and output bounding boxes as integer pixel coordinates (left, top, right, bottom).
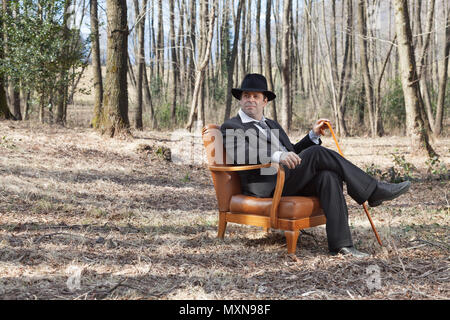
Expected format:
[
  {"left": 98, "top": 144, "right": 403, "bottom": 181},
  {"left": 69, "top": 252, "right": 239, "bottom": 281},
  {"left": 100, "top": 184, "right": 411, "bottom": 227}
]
[{"left": 238, "top": 108, "right": 320, "bottom": 163}]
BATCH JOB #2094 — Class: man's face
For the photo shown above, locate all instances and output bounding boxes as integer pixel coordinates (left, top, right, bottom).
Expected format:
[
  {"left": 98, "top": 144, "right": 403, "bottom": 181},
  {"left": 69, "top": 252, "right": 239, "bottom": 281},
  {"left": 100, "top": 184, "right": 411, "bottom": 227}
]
[{"left": 239, "top": 91, "right": 268, "bottom": 120}]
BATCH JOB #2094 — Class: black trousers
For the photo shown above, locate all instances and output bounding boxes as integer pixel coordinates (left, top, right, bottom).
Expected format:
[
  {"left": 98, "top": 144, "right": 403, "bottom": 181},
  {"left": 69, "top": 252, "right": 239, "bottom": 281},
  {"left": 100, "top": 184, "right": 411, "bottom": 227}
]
[{"left": 281, "top": 145, "right": 377, "bottom": 251}]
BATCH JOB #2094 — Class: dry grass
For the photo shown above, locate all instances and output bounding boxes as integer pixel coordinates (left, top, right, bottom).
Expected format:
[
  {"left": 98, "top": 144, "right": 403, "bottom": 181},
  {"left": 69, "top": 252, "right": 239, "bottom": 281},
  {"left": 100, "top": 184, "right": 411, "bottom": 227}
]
[{"left": 0, "top": 119, "right": 449, "bottom": 300}]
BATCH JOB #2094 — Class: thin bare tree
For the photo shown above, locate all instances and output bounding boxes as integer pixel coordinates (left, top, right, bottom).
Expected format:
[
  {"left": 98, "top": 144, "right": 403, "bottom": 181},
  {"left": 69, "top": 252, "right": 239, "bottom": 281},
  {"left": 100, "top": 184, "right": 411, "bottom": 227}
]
[
  {"left": 265, "top": 0, "right": 277, "bottom": 121},
  {"left": 416, "top": 0, "right": 435, "bottom": 130},
  {"left": 185, "top": 0, "right": 216, "bottom": 131},
  {"left": 280, "top": 0, "right": 292, "bottom": 131},
  {"left": 91, "top": 0, "right": 104, "bottom": 129},
  {"left": 255, "top": 0, "right": 263, "bottom": 74},
  {"left": 434, "top": 5, "right": 450, "bottom": 136},
  {"left": 357, "top": 0, "right": 377, "bottom": 137},
  {"left": 133, "top": 0, "right": 147, "bottom": 130},
  {"left": 393, "top": 0, "right": 436, "bottom": 156},
  {"left": 7, "top": 1, "right": 20, "bottom": 121},
  {"left": 156, "top": 0, "right": 164, "bottom": 83},
  {"left": 0, "top": 0, "right": 13, "bottom": 120},
  {"left": 169, "top": 0, "right": 179, "bottom": 124},
  {"left": 223, "top": 0, "right": 244, "bottom": 121},
  {"left": 336, "top": 0, "right": 353, "bottom": 137}
]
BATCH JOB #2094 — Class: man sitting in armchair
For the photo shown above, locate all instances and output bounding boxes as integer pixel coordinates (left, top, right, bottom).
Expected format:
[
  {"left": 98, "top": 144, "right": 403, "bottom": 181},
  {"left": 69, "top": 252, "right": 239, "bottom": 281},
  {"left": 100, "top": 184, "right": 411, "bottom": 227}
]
[{"left": 220, "top": 73, "right": 410, "bottom": 257}]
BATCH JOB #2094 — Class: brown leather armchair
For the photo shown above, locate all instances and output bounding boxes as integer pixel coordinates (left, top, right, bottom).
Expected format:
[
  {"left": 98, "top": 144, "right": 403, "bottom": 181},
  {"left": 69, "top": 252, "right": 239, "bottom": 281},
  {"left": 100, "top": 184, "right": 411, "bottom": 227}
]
[{"left": 202, "top": 124, "right": 326, "bottom": 254}]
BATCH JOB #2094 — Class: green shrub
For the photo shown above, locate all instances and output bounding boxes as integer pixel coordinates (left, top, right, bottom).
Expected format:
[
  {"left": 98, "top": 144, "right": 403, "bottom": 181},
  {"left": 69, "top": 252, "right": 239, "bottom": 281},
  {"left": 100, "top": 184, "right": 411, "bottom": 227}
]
[
  {"left": 365, "top": 152, "right": 417, "bottom": 183},
  {"left": 381, "top": 78, "right": 406, "bottom": 132},
  {"left": 0, "top": 136, "right": 16, "bottom": 149},
  {"left": 425, "top": 156, "right": 449, "bottom": 180}
]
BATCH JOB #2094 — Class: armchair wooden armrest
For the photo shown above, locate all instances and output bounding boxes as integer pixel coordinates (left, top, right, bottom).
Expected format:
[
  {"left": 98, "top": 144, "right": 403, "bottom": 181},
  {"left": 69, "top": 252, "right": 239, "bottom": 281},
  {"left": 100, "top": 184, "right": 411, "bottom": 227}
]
[
  {"left": 208, "top": 163, "right": 285, "bottom": 229},
  {"left": 208, "top": 163, "right": 272, "bottom": 171},
  {"left": 270, "top": 163, "right": 285, "bottom": 229}
]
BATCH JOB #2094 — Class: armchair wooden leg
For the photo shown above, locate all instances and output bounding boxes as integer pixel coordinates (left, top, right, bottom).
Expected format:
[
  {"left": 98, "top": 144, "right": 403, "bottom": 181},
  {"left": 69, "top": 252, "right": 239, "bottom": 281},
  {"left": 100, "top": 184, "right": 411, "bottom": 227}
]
[
  {"left": 285, "top": 230, "right": 300, "bottom": 254},
  {"left": 218, "top": 212, "right": 227, "bottom": 239}
]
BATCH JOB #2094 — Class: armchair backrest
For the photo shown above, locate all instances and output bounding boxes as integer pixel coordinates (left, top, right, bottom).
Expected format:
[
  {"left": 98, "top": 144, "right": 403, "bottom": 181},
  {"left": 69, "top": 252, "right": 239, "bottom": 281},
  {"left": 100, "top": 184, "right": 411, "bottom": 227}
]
[{"left": 202, "top": 124, "right": 242, "bottom": 212}]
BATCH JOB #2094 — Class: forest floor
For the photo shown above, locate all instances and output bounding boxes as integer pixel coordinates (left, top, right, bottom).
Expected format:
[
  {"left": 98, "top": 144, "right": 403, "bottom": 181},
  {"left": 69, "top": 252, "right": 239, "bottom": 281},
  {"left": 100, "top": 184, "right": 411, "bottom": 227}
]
[{"left": 0, "top": 120, "right": 449, "bottom": 300}]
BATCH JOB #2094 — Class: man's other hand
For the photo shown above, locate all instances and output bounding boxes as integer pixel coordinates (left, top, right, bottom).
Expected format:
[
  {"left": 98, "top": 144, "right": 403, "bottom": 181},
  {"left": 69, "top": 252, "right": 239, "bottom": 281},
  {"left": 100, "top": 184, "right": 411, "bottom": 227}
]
[
  {"left": 313, "top": 118, "right": 331, "bottom": 136},
  {"left": 280, "top": 152, "right": 302, "bottom": 169}
]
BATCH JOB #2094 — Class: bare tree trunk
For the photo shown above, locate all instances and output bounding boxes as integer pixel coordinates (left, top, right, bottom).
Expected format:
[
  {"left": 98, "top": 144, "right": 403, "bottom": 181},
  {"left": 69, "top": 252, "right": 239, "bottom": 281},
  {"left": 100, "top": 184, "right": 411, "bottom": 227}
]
[
  {"left": 368, "top": 0, "right": 384, "bottom": 136},
  {"left": 178, "top": 0, "right": 187, "bottom": 103},
  {"left": 101, "top": 0, "right": 130, "bottom": 138},
  {"left": 265, "top": 0, "right": 277, "bottom": 121},
  {"left": 223, "top": 0, "right": 244, "bottom": 121},
  {"left": 39, "top": 93, "right": 45, "bottom": 123},
  {"left": 186, "top": 1, "right": 216, "bottom": 131},
  {"left": 280, "top": 0, "right": 292, "bottom": 131},
  {"left": 0, "top": 76, "right": 11, "bottom": 119},
  {"left": 304, "top": 0, "right": 320, "bottom": 109},
  {"left": 134, "top": 0, "right": 147, "bottom": 130},
  {"left": 0, "top": 0, "right": 14, "bottom": 120},
  {"left": 149, "top": 0, "right": 156, "bottom": 81},
  {"left": 142, "top": 64, "right": 156, "bottom": 128},
  {"left": 156, "top": 0, "right": 164, "bottom": 84},
  {"left": 288, "top": 2, "right": 294, "bottom": 122},
  {"left": 255, "top": 0, "right": 263, "bottom": 74},
  {"left": 186, "top": 0, "right": 196, "bottom": 99},
  {"left": 292, "top": 2, "right": 300, "bottom": 96},
  {"left": 169, "top": 0, "right": 179, "bottom": 125},
  {"left": 245, "top": 0, "right": 251, "bottom": 73},
  {"left": 197, "top": 0, "right": 207, "bottom": 127},
  {"left": 239, "top": 0, "right": 246, "bottom": 81},
  {"left": 319, "top": 0, "right": 338, "bottom": 135},
  {"left": 434, "top": 6, "right": 450, "bottom": 136},
  {"left": 127, "top": 55, "right": 137, "bottom": 88},
  {"left": 330, "top": 0, "right": 338, "bottom": 89},
  {"left": 57, "top": 82, "right": 68, "bottom": 125},
  {"left": 376, "top": 35, "right": 397, "bottom": 137},
  {"left": 357, "top": 0, "right": 376, "bottom": 137},
  {"left": 416, "top": 0, "right": 435, "bottom": 131},
  {"left": 54, "top": 0, "right": 72, "bottom": 125},
  {"left": 394, "top": 0, "right": 436, "bottom": 157},
  {"left": 8, "top": 2, "right": 20, "bottom": 120},
  {"left": 297, "top": 5, "right": 305, "bottom": 96},
  {"left": 22, "top": 89, "right": 30, "bottom": 120},
  {"left": 273, "top": 0, "right": 282, "bottom": 81},
  {"left": 91, "top": 0, "right": 104, "bottom": 129},
  {"left": 336, "top": 0, "right": 353, "bottom": 137}
]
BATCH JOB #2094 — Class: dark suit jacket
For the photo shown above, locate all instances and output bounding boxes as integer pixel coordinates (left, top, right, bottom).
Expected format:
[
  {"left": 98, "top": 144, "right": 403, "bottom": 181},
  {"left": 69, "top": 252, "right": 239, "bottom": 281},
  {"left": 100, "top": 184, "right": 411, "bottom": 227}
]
[{"left": 220, "top": 113, "right": 321, "bottom": 197}]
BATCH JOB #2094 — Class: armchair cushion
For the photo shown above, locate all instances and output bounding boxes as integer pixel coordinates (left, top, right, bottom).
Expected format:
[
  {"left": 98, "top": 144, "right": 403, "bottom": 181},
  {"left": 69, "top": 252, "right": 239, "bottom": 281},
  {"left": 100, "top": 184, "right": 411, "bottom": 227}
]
[{"left": 229, "top": 195, "right": 323, "bottom": 220}]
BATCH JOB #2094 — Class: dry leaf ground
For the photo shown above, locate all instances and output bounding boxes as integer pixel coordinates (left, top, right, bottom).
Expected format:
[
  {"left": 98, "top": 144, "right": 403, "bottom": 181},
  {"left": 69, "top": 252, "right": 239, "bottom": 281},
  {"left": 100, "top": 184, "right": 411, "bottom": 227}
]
[{"left": 0, "top": 120, "right": 448, "bottom": 300}]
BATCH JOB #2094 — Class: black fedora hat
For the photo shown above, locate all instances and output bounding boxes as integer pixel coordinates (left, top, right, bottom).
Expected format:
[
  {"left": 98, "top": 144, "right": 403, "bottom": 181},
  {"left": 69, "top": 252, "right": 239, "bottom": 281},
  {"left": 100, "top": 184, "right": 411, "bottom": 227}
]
[{"left": 232, "top": 73, "right": 276, "bottom": 101}]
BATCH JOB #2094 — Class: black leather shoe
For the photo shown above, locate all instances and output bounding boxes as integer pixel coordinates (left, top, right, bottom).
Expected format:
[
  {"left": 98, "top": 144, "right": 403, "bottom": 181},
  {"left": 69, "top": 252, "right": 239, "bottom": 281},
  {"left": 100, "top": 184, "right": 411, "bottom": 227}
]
[
  {"left": 330, "top": 246, "right": 369, "bottom": 258},
  {"left": 368, "top": 180, "right": 411, "bottom": 207}
]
